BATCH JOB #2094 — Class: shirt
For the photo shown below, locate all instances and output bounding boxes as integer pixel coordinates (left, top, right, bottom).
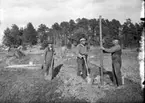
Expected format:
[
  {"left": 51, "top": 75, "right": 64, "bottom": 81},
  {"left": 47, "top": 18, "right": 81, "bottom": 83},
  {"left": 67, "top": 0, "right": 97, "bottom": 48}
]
[{"left": 76, "top": 43, "right": 88, "bottom": 58}]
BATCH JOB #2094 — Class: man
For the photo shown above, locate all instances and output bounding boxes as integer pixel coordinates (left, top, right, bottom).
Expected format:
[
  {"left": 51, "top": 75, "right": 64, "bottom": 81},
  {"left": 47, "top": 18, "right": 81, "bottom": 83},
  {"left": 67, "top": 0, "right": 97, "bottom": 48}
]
[
  {"left": 44, "top": 42, "right": 55, "bottom": 79},
  {"left": 101, "top": 39, "right": 122, "bottom": 87},
  {"left": 76, "top": 38, "right": 88, "bottom": 79}
]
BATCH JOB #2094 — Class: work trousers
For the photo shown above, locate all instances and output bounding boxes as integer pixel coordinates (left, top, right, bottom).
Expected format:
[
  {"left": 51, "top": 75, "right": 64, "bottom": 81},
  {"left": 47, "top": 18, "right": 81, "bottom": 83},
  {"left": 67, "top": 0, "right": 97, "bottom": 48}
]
[
  {"left": 77, "top": 56, "right": 87, "bottom": 79},
  {"left": 112, "top": 60, "right": 122, "bottom": 86},
  {"left": 45, "top": 59, "right": 54, "bottom": 75}
]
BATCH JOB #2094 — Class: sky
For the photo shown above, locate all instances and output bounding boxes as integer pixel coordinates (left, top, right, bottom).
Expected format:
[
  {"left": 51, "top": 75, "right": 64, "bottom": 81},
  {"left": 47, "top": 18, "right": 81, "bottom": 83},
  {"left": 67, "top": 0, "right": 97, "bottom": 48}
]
[{"left": 0, "top": 0, "right": 142, "bottom": 44}]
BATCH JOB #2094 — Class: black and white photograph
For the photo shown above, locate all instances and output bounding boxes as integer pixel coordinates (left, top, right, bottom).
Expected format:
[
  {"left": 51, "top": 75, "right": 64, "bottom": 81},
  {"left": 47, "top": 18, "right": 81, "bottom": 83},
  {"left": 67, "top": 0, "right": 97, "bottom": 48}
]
[{"left": 0, "top": 0, "right": 144, "bottom": 103}]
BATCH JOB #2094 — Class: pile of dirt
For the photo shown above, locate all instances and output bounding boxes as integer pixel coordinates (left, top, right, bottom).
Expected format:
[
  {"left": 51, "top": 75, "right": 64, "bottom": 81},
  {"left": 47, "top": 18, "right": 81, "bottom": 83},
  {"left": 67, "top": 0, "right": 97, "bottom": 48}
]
[{"left": 55, "top": 60, "right": 106, "bottom": 103}]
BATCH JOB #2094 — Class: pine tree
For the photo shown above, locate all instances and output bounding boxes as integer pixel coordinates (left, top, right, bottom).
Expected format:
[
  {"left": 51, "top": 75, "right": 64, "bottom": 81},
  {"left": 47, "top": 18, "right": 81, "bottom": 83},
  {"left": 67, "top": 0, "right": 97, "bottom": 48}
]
[
  {"left": 23, "top": 22, "right": 37, "bottom": 45},
  {"left": 2, "top": 24, "right": 21, "bottom": 47}
]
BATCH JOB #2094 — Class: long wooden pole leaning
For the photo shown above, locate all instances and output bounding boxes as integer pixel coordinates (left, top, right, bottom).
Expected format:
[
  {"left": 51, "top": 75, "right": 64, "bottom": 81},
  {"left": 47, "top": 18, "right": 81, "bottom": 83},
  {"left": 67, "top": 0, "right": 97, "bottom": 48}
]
[{"left": 99, "top": 16, "right": 104, "bottom": 85}]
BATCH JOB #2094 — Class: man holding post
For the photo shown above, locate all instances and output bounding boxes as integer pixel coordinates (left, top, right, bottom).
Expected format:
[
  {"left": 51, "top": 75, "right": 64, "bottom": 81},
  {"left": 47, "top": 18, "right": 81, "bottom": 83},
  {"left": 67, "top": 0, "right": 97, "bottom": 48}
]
[{"left": 101, "top": 39, "right": 123, "bottom": 87}]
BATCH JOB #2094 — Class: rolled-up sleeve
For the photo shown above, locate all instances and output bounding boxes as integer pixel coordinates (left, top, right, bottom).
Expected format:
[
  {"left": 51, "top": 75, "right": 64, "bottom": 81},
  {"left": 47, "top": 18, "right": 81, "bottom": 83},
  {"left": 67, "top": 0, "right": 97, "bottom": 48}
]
[{"left": 104, "top": 45, "right": 121, "bottom": 53}]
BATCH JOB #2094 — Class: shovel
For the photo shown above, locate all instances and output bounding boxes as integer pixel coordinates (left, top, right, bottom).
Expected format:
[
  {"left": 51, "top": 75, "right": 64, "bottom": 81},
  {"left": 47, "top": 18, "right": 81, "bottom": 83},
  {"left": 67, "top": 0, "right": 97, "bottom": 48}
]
[{"left": 83, "top": 56, "right": 91, "bottom": 84}]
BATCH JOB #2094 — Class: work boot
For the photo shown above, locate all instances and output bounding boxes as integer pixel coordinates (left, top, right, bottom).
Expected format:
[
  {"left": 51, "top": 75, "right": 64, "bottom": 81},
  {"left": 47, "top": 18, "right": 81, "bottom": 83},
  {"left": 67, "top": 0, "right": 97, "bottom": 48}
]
[
  {"left": 116, "top": 85, "right": 124, "bottom": 89},
  {"left": 86, "top": 76, "right": 92, "bottom": 84}
]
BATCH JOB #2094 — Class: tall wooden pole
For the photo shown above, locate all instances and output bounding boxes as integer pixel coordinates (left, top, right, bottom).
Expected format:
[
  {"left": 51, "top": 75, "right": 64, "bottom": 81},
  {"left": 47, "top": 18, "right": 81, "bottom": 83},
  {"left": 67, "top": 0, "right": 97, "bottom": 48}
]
[{"left": 99, "top": 15, "right": 104, "bottom": 85}]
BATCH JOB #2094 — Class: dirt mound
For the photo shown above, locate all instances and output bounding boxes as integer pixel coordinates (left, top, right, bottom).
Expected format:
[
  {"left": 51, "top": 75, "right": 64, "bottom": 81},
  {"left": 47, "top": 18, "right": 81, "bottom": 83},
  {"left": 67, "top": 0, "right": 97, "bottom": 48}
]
[{"left": 55, "top": 59, "right": 106, "bottom": 103}]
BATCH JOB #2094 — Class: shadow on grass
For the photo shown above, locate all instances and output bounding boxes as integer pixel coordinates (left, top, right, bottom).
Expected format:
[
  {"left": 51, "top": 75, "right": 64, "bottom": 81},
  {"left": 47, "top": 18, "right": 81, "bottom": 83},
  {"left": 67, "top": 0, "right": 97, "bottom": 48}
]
[
  {"left": 103, "top": 71, "right": 113, "bottom": 82},
  {"left": 52, "top": 64, "right": 63, "bottom": 79}
]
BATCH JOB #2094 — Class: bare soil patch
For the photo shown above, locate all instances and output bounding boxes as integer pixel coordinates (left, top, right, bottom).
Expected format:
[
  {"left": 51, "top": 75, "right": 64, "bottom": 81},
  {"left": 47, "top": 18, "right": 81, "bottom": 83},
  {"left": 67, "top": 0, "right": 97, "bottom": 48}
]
[{"left": 0, "top": 47, "right": 143, "bottom": 103}]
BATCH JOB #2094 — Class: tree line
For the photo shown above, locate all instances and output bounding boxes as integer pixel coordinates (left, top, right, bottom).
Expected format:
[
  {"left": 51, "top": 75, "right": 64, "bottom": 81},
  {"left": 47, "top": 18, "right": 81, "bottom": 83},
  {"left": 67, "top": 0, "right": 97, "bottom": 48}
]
[{"left": 2, "top": 18, "right": 143, "bottom": 49}]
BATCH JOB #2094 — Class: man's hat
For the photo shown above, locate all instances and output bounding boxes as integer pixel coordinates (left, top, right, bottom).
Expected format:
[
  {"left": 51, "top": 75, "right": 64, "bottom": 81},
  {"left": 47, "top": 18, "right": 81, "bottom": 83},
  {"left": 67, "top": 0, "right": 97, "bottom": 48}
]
[{"left": 80, "top": 38, "right": 86, "bottom": 41}]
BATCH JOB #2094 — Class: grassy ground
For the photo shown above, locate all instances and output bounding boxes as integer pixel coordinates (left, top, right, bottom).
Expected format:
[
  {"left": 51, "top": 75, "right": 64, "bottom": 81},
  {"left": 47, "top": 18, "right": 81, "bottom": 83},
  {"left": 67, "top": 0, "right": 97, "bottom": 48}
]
[{"left": 0, "top": 47, "right": 144, "bottom": 103}]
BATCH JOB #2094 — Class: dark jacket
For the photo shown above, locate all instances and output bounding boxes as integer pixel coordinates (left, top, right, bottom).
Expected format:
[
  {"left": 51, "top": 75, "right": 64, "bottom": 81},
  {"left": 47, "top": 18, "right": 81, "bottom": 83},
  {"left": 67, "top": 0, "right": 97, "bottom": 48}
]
[{"left": 103, "top": 45, "right": 122, "bottom": 62}]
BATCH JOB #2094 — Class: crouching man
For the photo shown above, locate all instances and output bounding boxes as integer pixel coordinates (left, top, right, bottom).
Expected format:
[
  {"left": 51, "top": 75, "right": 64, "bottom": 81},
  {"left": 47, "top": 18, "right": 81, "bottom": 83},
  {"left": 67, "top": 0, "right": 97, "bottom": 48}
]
[
  {"left": 101, "top": 39, "right": 123, "bottom": 87},
  {"left": 44, "top": 42, "right": 55, "bottom": 80}
]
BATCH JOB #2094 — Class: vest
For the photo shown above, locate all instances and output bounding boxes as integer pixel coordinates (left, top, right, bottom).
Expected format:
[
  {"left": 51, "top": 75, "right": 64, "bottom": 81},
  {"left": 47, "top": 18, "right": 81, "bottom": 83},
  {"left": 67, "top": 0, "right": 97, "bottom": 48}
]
[
  {"left": 111, "top": 49, "right": 122, "bottom": 62},
  {"left": 77, "top": 44, "right": 86, "bottom": 58}
]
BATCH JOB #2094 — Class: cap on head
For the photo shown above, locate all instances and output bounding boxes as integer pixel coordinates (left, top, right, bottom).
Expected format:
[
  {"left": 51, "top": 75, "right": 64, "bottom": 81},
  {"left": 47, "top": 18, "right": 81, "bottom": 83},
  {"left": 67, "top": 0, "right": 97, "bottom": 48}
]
[
  {"left": 47, "top": 40, "right": 53, "bottom": 44},
  {"left": 80, "top": 38, "right": 86, "bottom": 42}
]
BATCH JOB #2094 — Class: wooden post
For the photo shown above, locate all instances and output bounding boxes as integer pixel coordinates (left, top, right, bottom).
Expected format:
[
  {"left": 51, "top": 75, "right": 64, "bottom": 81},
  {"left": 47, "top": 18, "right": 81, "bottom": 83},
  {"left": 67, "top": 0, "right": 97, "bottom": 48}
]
[{"left": 99, "top": 15, "right": 104, "bottom": 85}]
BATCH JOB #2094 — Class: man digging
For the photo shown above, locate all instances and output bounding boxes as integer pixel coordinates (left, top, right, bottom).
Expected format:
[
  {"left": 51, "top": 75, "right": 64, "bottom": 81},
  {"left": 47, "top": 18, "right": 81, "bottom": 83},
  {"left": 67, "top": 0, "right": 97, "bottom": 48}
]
[
  {"left": 43, "top": 42, "right": 55, "bottom": 80},
  {"left": 76, "top": 38, "right": 90, "bottom": 81},
  {"left": 101, "top": 39, "right": 123, "bottom": 88}
]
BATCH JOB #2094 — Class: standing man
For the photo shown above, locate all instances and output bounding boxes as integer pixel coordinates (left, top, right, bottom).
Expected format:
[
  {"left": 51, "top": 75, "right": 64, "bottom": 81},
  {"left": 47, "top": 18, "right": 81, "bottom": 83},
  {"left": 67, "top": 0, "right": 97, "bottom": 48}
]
[
  {"left": 101, "top": 39, "right": 123, "bottom": 87},
  {"left": 44, "top": 42, "right": 55, "bottom": 79},
  {"left": 76, "top": 38, "right": 88, "bottom": 79}
]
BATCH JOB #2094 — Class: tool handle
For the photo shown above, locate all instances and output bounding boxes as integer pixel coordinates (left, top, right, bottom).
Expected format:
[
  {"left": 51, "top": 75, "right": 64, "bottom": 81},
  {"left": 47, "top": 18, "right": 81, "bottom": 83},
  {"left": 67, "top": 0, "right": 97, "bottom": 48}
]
[{"left": 83, "top": 57, "right": 89, "bottom": 76}]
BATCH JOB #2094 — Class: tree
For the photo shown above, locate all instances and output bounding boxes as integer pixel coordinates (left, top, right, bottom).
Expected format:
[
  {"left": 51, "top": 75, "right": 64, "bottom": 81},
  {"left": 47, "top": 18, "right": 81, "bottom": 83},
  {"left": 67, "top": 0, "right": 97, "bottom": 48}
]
[
  {"left": 37, "top": 24, "right": 49, "bottom": 33},
  {"left": 60, "top": 21, "right": 69, "bottom": 45},
  {"left": 70, "top": 27, "right": 88, "bottom": 45},
  {"left": 23, "top": 22, "right": 37, "bottom": 45},
  {"left": 19, "top": 27, "right": 24, "bottom": 45},
  {"left": 89, "top": 19, "right": 97, "bottom": 35},
  {"left": 37, "top": 24, "right": 49, "bottom": 43},
  {"left": 52, "top": 23, "right": 61, "bottom": 45},
  {"left": 109, "top": 19, "right": 121, "bottom": 37},
  {"left": 69, "top": 19, "right": 76, "bottom": 34},
  {"left": 2, "top": 24, "right": 21, "bottom": 47},
  {"left": 76, "top": 18, "right": 89, "bottom": 30},
  {"left": 134, "top": 22, "right": 143, "bottom": 46},
  {"left": 120, "top": 18, "right": 144, "bottom": 48},
  {"left": 10, "top": 24, "right": 20, "bottom": 46},
  {"left": 3, "top": 17, "right": 142, "bottom": 48},
  {"left": 2, "top": 28, "right": 12, "bottom": 47},
  {"left": 122, "top": 18, "right": 135, "bottom": 47}
]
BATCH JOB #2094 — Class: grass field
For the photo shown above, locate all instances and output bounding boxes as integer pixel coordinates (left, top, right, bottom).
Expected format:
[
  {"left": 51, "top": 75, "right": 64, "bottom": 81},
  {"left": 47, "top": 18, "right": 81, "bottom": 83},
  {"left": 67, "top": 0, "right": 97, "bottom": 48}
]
[{"left": 0, "top": 46, "right": 144, "bottom": 103}]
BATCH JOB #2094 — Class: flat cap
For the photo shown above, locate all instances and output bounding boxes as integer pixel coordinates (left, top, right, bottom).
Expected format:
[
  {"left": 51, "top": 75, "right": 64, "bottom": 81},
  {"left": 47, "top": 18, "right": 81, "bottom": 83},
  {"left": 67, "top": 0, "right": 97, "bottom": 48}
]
[{"left": 80, "top": 38, "right": 86, "bottom": 41}]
